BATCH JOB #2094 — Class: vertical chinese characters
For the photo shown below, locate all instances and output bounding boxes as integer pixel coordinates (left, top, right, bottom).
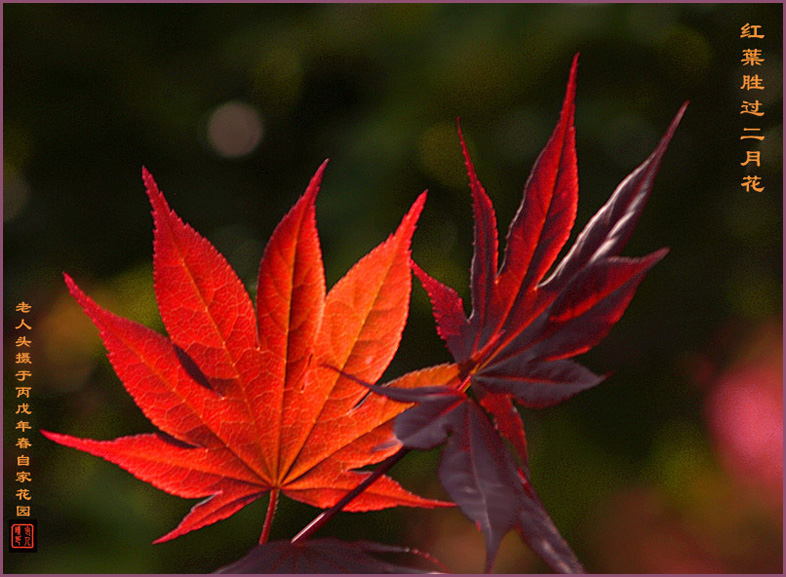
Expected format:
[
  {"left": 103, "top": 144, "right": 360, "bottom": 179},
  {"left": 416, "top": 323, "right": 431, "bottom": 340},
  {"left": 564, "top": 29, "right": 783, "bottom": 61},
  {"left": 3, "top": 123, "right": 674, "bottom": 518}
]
[
  {"left": 13, "top": 302, "right": 34, "bottom": 519},
  {"left": 739, "top": 23, "right": 767, "bottom": 192}
]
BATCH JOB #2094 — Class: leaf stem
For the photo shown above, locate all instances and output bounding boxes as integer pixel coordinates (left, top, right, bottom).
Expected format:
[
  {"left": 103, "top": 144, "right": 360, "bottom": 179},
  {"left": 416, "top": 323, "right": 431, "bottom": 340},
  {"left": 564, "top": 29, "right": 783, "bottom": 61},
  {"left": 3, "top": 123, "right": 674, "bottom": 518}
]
[
  {"left": 259, "top": 488, "right": 279, "bottom": 544},
  {"left": 290, "top": 447, "right": 410, "bottom": 544}
]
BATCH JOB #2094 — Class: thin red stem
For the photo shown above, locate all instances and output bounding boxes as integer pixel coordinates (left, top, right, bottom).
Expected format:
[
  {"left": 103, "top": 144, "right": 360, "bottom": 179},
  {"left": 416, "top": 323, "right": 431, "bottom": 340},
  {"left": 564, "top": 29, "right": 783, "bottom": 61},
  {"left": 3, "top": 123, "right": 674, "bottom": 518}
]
[
  {"left": 290, "top": 447, "right": 410, "bottom": 544},
  {"left": 259, "top": 488, "right": 279, "bottom": 544}
]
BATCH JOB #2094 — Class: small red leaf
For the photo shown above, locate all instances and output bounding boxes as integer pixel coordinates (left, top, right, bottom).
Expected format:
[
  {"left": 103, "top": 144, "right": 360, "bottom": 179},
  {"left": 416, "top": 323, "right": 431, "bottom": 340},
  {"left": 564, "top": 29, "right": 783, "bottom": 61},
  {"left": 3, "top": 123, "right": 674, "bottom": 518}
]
[
  {"left": 459, "top": 121, "right": 499, "bottom": 353},
  {"left": 477, "top": 391, "right": 529, "bottom": 465},
  {"left": 41, "top": 430, "right": 267, "bottom": 543},
  {"left": 61, "top": 274, "right": 223, "bottom": 450},
  {"left": 411, "top": 261, "right": 469, "bottom": 363},
  {"left": 285, "top": 192, "right": 426, "bottom": 482},
  {"left": 256, "top": 162, "right": 327, "bottom": 473},
  {"left": 145, "top": 168, "right": 274, "bottom": 480},
  {"left": 145, "top": 168, "right": 259, "bottom": 388},
  {"left": 498, "top": 53, "right": 579, "bottom": 307}
]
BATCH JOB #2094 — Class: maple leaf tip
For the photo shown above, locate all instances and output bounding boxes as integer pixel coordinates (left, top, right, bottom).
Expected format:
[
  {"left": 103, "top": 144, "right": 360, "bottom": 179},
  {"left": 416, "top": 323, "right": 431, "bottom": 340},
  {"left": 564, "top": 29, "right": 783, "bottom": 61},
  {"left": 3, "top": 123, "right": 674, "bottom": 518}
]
[
  {"left": 299, "top": 159, "right": 330, "bottom": 208},
  {"left": 654, "top": 103, "right": 689, "bottom": 157},
  {"left": 141, "top": 166, "right": 158, "bottom": 192},
  {"left": 151, "top": 531, "right": 177, "bottom": 545},
  {"left": 639, "top": 104, "right": 687, "bottom": 181},
  {"left": 61, "top": 275, "right": 111, "bottom": 348},
  {"left": 63, "top": 272, "right": 88, "bottom": 305},
  {"left": 652, "top": 246, "right": 670, "bottom": 261},
  {"left": 316, "top": 158, "right": 330, "bottom": 174},
  {"left": 561, "top": 55, "right": 579, "bottom": 122},
  {"left": 413, "top": 189, "right": 428, "bottom": 210},
  {"left": 39, "top": 429, "right": 81, "bottom": 450},
  {"left": 669, "top": 102, "right": 689, "bottom": 136},
  {"left": 409, "top": 260, "right": 432, "bottom": 289},
  {"left": 142, "top": 168, "right": 172, "bottom": 220},
  {"left": 457, "top": 122, "right": 485, "bottom": 197},
  {"left": 397, "top": 190, "right": 427, "bottom": 235}
]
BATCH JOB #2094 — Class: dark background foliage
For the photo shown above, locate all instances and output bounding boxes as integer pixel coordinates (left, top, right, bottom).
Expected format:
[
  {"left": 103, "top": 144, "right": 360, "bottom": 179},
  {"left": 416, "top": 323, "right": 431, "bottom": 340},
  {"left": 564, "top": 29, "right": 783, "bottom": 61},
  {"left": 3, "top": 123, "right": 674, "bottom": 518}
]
[{"left": 4, "top": 3, "right": 782, "bottom": 573}]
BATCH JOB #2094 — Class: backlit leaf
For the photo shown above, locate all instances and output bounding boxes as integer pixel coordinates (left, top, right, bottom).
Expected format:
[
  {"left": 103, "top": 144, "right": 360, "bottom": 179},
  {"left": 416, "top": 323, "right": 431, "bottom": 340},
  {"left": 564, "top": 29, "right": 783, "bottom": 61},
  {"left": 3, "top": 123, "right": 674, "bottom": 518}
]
[{"left": 43, "top": 164, "right": 446, "bottom": 544}]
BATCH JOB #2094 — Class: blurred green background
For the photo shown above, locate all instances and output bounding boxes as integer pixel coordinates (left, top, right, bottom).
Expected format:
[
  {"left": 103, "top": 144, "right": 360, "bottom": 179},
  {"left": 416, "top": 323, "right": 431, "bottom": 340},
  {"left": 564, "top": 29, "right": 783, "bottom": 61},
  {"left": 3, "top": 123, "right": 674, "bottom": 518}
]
[{"left": 4, "top": 3, "right": 782, "bottom": 573}]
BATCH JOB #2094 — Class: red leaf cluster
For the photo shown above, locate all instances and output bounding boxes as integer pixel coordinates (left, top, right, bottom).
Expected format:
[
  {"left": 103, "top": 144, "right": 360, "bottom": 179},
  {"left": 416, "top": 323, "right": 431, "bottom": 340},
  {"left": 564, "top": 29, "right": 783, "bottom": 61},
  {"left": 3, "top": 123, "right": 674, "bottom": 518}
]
[{"left": 44, "top": 55, "right": 684, "bottom": 573}]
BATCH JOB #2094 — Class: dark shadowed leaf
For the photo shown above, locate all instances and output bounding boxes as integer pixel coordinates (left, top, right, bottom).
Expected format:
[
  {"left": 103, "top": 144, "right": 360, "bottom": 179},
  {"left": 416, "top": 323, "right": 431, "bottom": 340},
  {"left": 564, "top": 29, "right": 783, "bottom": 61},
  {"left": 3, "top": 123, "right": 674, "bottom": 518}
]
[
  {"left": 414, "top": 57, "right": 685, "bottom": 410},
  {"left": 360, "top": 379, "right": 583, "bottom": 573},
  {"left": 402, "top": 55, "right": 685, "bottom": 571},
  {"left": 215, "top": 538, "right": 442, "bottom": 574}
]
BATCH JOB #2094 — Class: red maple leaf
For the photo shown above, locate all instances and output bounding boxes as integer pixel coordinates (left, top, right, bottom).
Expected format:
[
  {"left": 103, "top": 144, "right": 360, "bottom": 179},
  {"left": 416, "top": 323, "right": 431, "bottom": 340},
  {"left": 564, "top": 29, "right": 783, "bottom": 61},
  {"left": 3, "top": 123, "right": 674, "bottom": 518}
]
[
  {"left": 368, "top": 55, "right": 687, "bottom": 572},
  {"left": 42, "top": 162, "right": 449, "bottom": 544}
]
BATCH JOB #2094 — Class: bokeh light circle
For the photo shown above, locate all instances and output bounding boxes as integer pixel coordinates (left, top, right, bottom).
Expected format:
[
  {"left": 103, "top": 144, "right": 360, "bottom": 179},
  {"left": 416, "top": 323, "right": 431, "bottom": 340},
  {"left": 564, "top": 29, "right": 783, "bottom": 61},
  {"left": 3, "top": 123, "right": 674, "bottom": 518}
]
[{"left": 207, "top": 101, "right": 263, "bottom": 158}]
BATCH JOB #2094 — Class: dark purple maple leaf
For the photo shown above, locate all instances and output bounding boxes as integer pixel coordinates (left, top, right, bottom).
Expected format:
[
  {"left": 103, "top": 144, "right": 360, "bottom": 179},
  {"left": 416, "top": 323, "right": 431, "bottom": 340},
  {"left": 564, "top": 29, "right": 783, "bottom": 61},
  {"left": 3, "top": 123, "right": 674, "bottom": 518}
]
[
  {"left": 215, "top": 538, "right": 443, "bottom": 574},
  {"left": 374, "top": 54, "right": 686, "bottom": 572}
]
